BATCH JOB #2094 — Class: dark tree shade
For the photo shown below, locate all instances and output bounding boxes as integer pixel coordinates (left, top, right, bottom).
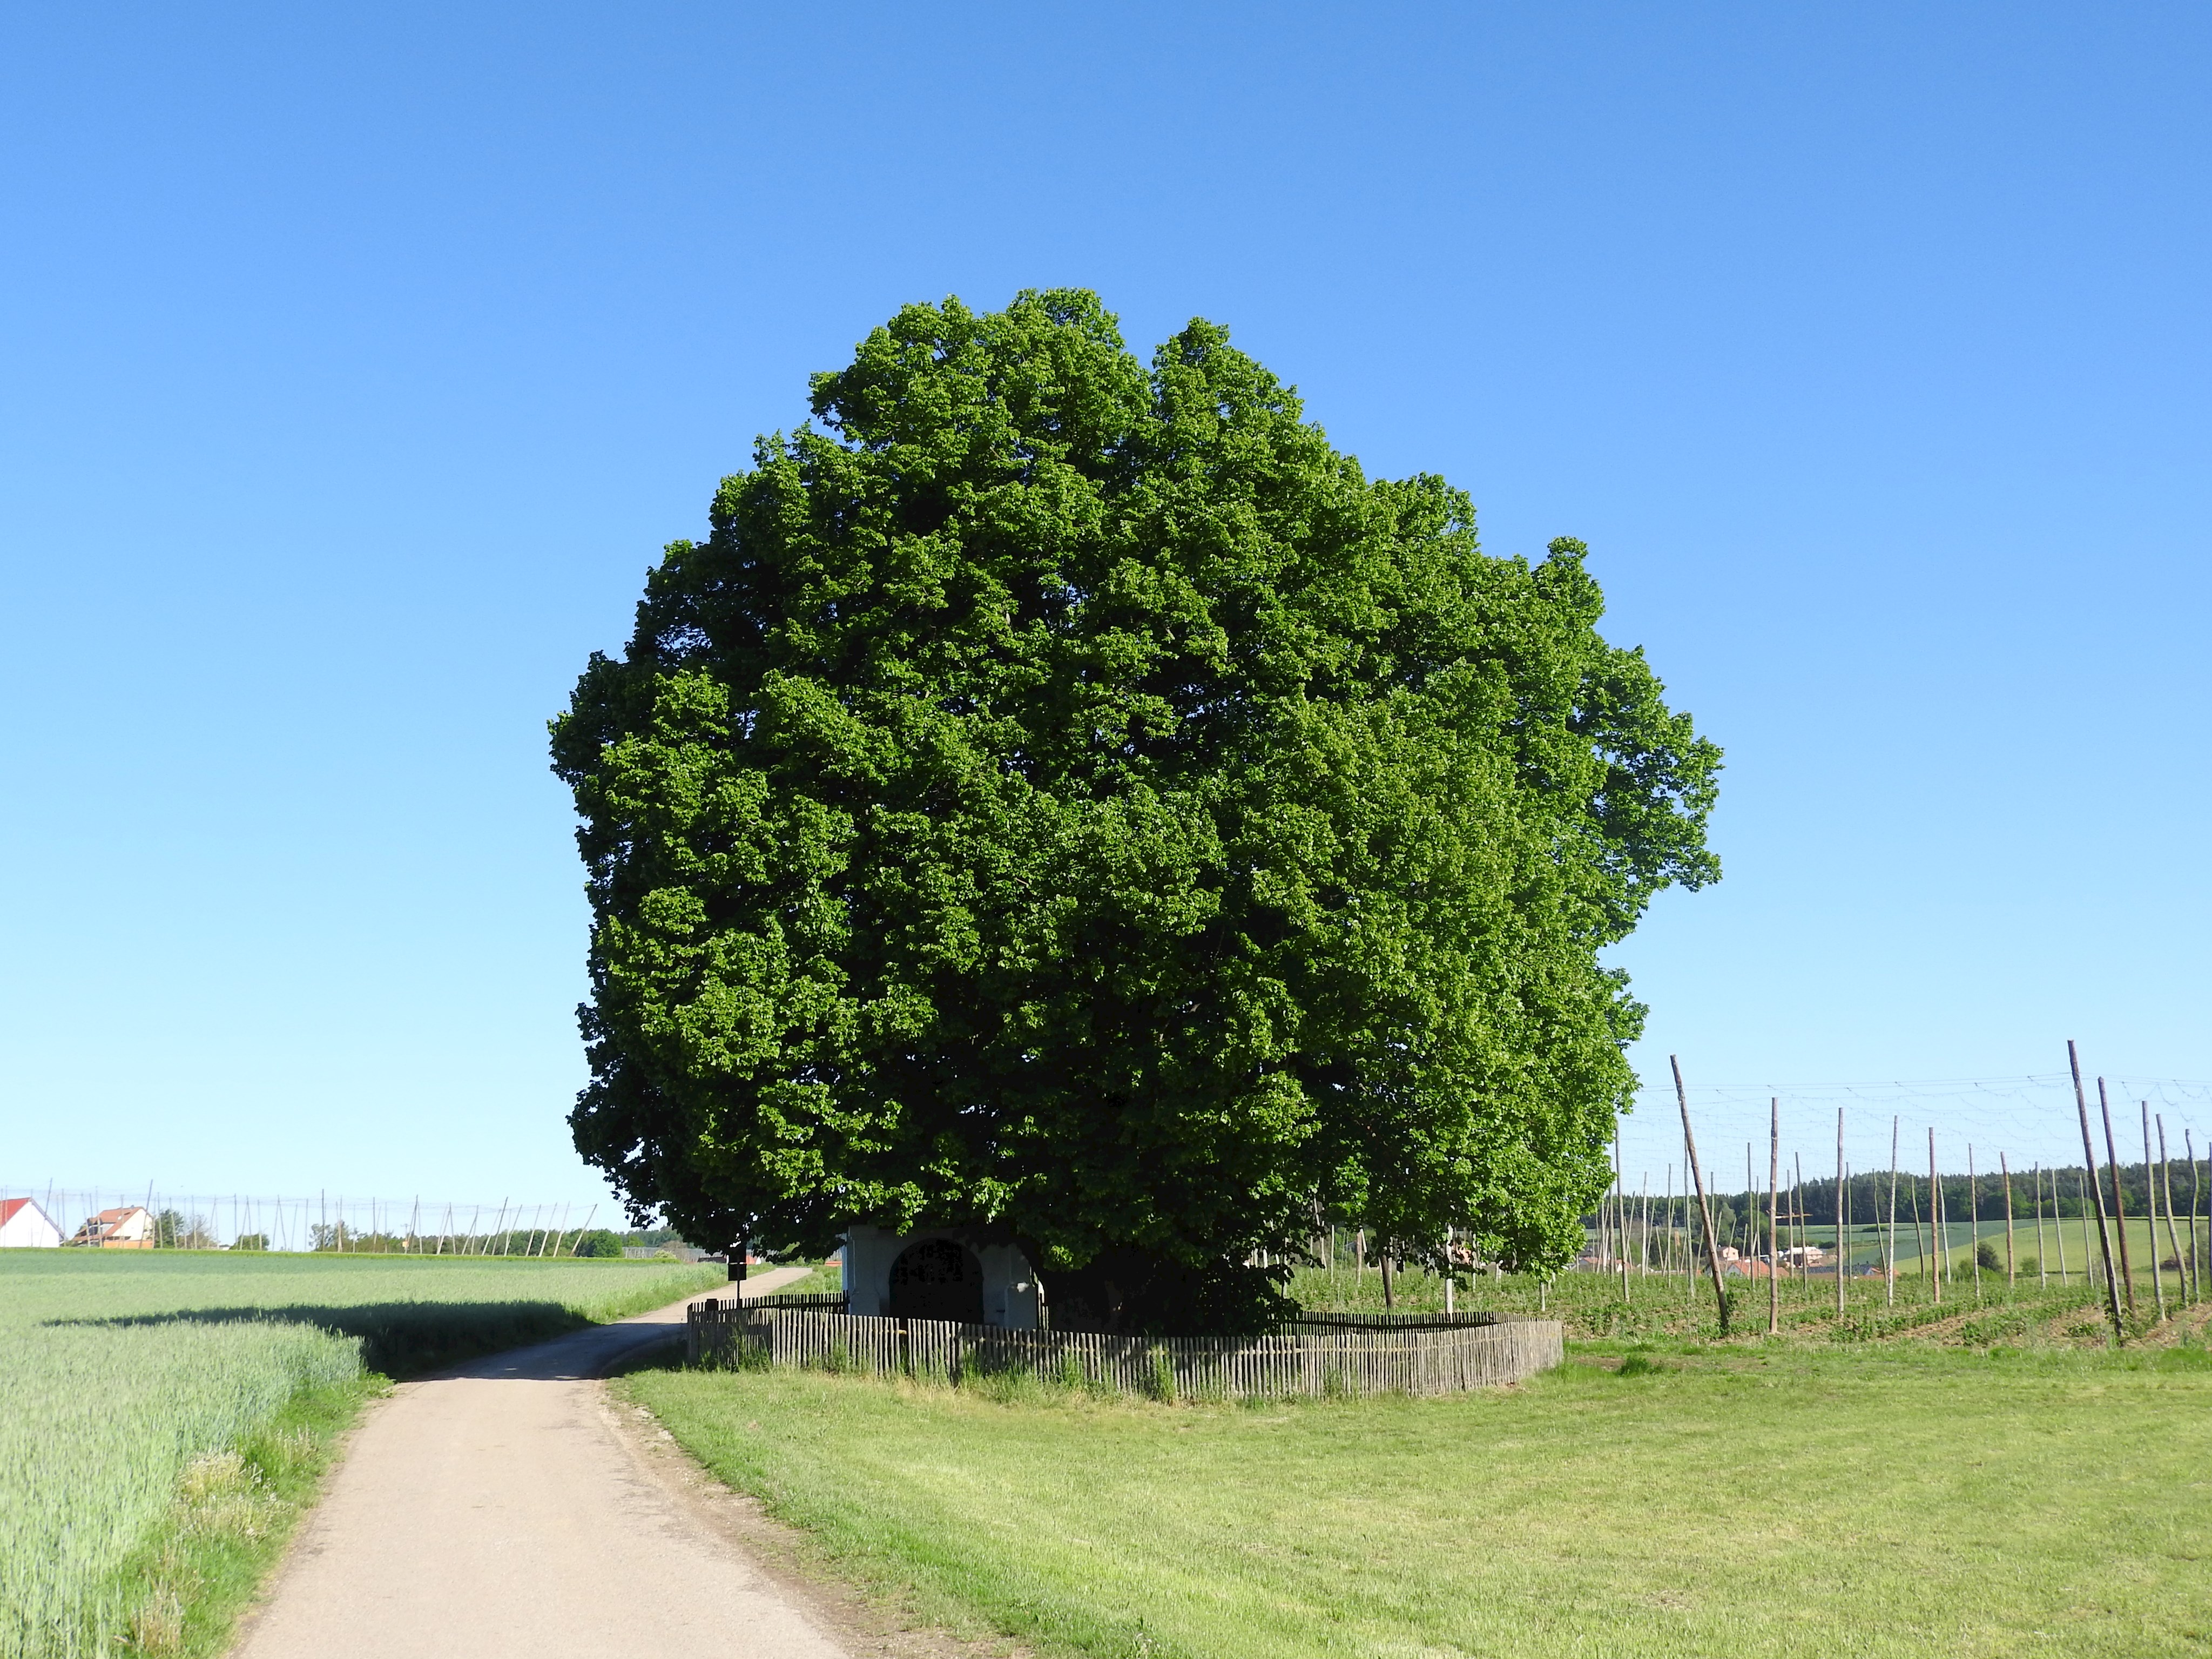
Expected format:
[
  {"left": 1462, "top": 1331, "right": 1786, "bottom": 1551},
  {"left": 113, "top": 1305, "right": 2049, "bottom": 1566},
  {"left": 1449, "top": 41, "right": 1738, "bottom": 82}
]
[{"left": 551, "top": 290, "right": 1720, "bottom": 1333}]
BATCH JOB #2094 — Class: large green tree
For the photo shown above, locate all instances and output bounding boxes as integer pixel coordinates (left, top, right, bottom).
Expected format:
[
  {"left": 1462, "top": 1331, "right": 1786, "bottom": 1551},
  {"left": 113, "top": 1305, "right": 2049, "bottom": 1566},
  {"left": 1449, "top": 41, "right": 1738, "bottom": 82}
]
[{"left": 551, "top": 289, "right": 1719, "bottom": 1333}]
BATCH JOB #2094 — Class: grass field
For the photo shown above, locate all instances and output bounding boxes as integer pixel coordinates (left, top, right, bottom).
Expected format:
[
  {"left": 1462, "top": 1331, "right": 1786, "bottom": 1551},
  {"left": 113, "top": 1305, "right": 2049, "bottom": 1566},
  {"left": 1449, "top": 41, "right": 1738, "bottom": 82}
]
[
  {"left": 628, "top": 1333, "right": 2212, "bottom": 1659},
  {"left": 1, "top": 1251, "right": 723, "bottom": 1659}
]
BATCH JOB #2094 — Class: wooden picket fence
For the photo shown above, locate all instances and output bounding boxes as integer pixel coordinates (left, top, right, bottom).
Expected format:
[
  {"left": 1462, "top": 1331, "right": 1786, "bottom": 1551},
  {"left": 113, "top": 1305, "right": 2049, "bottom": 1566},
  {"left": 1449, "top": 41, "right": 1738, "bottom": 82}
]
[{"left": 686, "top": 1303, "right": 1562, "bottom": 1398}]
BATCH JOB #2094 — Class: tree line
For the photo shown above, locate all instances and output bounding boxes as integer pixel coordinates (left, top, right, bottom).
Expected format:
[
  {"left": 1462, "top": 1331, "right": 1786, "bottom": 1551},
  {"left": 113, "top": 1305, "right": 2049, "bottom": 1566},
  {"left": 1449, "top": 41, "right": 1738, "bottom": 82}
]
[{"left": 1594, "top": 1159, "right": 2209, "bottom": 1237}]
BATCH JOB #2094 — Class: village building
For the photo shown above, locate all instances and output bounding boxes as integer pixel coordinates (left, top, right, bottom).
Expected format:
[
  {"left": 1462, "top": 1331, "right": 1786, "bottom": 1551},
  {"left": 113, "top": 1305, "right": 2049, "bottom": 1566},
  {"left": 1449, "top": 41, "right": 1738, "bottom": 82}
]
[
  {"left": 840, "top": 1225, "right": 1042, "bottom": 1328},
  {"left": 0, "top": 1197, "right": 63, "bottom": 1248},
  {"left": 68, "top": 1205, "right": 156, "bottom": 1248}
]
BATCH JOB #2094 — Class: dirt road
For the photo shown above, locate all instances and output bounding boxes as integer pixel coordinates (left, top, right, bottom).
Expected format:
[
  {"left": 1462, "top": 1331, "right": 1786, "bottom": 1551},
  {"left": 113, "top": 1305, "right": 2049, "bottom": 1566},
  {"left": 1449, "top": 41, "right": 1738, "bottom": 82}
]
[{"left": 233, "top": 1268, "right": 849, "bottom": 1659}]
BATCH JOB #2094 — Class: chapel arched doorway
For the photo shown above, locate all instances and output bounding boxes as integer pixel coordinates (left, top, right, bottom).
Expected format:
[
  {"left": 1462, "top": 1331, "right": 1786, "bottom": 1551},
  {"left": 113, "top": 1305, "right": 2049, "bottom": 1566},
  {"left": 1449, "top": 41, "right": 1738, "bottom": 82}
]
[{"left": 887, "top": 1237, "right": 985, "bottom": 1324}]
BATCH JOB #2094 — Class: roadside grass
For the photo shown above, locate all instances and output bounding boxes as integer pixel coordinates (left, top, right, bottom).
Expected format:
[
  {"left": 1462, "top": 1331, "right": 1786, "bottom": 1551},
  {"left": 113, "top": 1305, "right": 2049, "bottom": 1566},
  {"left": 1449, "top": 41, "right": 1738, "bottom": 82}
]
[
  {"left": 764, "top": 1257, "right": 844, "bottom": 1298},
  {"left": 1, "top": 1251, "right": 723, "bottom": 1659},
  {"left": 113, "top": 1372, "right": 379, "bottom": 1659},
  {"left": 624, "top": 1340, "right": 2212, "bottom": 1659}
]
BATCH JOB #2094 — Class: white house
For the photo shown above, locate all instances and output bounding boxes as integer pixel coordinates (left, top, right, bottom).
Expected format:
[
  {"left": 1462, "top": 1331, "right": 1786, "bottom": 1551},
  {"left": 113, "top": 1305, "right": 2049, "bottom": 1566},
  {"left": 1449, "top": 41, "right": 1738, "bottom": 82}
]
[
  {"left": 840, "top": 1225, "right": 1042, "bottom": 1328},
  {"left": 69, "top": 1205, "right": 156, "bottom": 1248},
  {"left": 0, "top": 1197, "right": 62, "bottom": 1248}
]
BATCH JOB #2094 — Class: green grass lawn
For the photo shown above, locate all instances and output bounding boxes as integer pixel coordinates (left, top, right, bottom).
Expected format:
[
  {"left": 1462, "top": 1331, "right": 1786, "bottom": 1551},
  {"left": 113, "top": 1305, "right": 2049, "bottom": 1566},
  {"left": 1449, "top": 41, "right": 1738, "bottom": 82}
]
[
  {"left": 626, "top": 1338, "right": 2212, "bottom": 1658},
  {"left": 1, "top": 1251, "right": 724, "bottom": 1659}
]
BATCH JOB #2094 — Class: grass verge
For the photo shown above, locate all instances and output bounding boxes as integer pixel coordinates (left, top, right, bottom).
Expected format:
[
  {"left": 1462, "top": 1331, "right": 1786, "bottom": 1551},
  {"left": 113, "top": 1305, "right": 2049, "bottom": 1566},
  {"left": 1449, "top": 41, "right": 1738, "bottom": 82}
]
[
  {"left": 622, "top": 1337, "right": 2212, "bottom": 1659},
  {"left": 2, "top": 1253, "right": 725, "bottom": 1657},
  {"left": 114, "top": 1372, "right": 381, "bottom": 1658}
]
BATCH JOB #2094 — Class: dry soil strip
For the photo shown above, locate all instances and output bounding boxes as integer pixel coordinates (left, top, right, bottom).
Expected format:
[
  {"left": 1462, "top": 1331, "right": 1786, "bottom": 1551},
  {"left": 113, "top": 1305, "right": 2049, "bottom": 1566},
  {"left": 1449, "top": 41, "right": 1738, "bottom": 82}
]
[{"left": 230, "top": 1267, "right": 848, "bottom": 1659}]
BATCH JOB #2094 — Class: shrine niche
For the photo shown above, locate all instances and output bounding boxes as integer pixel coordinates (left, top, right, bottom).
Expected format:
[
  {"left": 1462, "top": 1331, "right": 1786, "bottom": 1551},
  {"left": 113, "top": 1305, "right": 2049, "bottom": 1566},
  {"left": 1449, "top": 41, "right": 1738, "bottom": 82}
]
[
  {"left": 887, "top": 1237, "right": 984, "bottom": 1324},
  {"left": 841, "top": 1225, "right": 1042, "bottom": 1328}
]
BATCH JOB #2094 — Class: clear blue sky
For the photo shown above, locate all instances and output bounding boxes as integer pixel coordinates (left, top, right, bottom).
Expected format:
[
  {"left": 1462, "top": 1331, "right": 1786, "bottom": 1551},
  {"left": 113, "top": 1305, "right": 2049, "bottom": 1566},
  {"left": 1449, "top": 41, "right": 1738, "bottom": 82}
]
[{"left": 4, "top": 4, "right": 2207, "bottom": 1211}]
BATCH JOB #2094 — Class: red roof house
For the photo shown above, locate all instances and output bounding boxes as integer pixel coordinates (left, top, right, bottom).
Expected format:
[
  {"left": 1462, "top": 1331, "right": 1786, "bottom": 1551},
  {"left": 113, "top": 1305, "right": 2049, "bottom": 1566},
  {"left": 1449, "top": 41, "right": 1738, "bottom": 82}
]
[{"left": 0, "top": 1197, "right": 63, "bottom": 1249}]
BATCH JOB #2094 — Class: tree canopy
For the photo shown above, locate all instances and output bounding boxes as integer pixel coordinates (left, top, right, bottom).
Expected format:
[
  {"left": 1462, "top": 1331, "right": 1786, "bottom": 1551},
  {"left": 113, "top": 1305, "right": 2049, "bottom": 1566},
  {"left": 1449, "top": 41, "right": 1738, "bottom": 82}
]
[{"left": 550, "top": 289, "right": 1719, "bottom": 1333}]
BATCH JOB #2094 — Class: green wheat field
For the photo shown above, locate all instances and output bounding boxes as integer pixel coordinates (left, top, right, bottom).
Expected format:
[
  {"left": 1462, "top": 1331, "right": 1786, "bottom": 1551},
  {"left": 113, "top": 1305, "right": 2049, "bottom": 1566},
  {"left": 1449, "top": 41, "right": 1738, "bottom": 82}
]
[{"left": 0, "top": 1251, "right": 721, "bottom": 1659}]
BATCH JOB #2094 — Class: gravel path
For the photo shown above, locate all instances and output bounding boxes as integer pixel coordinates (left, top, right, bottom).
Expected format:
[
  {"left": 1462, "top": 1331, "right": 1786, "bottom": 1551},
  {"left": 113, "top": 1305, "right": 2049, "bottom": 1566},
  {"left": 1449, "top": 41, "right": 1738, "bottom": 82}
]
[{"left": 232, "top": 1268, "right": 849, "bottom": 1659}]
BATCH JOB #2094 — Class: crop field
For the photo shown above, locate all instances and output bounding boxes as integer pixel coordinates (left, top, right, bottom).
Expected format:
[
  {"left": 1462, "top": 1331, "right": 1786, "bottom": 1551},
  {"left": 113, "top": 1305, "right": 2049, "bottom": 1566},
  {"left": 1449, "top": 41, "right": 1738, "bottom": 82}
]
[
  {"left": 1, "top": 1251, "right": 722, "bottom": 1659},
  {"left": 629, "top": 1331, "right": 2212, "bottom": 1659}
]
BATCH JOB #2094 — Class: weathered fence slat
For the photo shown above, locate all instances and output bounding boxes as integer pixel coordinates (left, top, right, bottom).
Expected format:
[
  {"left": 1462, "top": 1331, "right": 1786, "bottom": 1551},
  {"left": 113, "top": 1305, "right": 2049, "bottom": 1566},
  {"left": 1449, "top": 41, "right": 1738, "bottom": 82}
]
[{"left": 686, "top": 1305, "right": 1563, "bottom": 1396}]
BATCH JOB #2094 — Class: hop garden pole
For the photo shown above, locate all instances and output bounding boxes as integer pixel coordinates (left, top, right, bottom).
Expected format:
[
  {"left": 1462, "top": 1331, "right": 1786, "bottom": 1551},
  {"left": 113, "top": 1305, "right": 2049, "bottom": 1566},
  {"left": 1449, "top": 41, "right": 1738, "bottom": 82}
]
[
  {"left": 1672, "top": 1141, "right": 1690, "bottom": 1309},
  {"left": 1885, "top": 1115, "right": 1899, "bottom": 1308},
  {"left": 1999, "top": 1154, "right": 2015, "bottom": 1290},
  {"left": 2186, "top": 1127, "right": 2202, "bottom": 1304},
  {"left": 2142, "top": 1103, "right": 2166, "bottom": 1321},
  {"left": 1967, "top": 1147, "right": 1984, "bottom": 1304},
  {"left": 1926, "top": 1131, "right": 1943, "bottom": 1306},
  {"left": 1794, "top": 1153, "right": 1804, "bottom": 1286},
  {"left": 2168, "top": 1123, "right": 2203, "bottom": 1318},
  {"left": 1601, "top": 1159, "right": 1619, "bottom": 1283},
  {"left": 2068, "top": 1042, "right": 2125, "bottom": 1340},
  {"left": 1671, "top": 1056, "right": 1731, "bottom": 1334},
  {"left": 2079, "top": 1172, "right": 2095, "bottom": 1296},
  {"left": 1770, "top": 1100, "right": 1782, "bottom": 1335},
  {"left": 1910, "top": 1166, "right": 1927, "bottom": 1294},
  {"left": 1746, "top": 1142, "right": 1756, "bottom": 1258},
  {"left": 2156, "top": 1116, "right": 2186, "bottom": 1309},
  {"left": 2036, "top": 1164, "right": 2052, "bottom": 1287},
  {"left": 1836, "top": 1110, "right": 1847, "bottom": 1319},
  {"left": 1641, "top": 1171, "right": 1651, "bottom": 1273},
  {"left": 1616, "top": 1124, "right": 1630, "bottom": 1302},
  {"left": 2096, "top": 1079, "right": 2136, "bottom": 1317}
]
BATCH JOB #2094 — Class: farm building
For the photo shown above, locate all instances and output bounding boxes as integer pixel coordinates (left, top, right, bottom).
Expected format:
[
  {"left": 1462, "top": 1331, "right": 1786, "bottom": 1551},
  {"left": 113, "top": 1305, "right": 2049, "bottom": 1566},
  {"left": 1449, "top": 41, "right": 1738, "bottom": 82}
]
[
  {"left": 69, "top": 1205, "right": 155, "bottom": 1248},
  {"left": 841, "top": 1226, "right": 1042, "bottom": 1328},
  {"left": 0, "top": 1197, "right": 63, "bottom": 1247}
]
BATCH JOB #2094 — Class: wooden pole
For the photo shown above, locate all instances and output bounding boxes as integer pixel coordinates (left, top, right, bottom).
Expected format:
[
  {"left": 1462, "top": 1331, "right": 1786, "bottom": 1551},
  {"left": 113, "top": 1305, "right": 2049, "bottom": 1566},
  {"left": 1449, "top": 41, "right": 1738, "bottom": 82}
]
[
  {"left": 2096, "top": 1078, "right": 2136, "bottom": 1317},
  {"left": 1908, "top": 1163, "right": 1925, "bottom": 1292},
  {"left": 2156, "top": 1115, "right": 2186, "bottom": 1310},
  {"left": 1769, "top": 1099, "right": 1782, "bottom": 1336},
  {"left": 2070, "top": 1177, "right": 2088, "bottom": 1309},
  {"left": 1683, "top": 1133, "right": 1696, "bottom": 1303},
  {"left": 1885, "top": 1115, "right": 1899, "bottom": 1309},
  {"left": 1835, "top": 1109, "right": 1847, "bottom": 1319},
  {"left": 1925, "top": 1131, "right": 1942, "bottom": 1305},
  {"left": 1671, "top": 1056, "right": 1732, "bottom": 1334},
  {"left": 1794, "top": 1152, "right": 1804, "bottom": 1290},
  {"left": 2188, "top": 1128, "right": 2203, "bottom": 1306},
  {"left": 1967, "top": 1145, "right": 1984, "bottom": 1303},
  {"left": 2035, "top": 1163, "right": 2051, "bottom": 1288},
  {"left": 1999, "top": 1153, "right": 2015, "bottom": 1290},
  {"left": 1596, "top": 1154, "right": 1611, "bottom": 1271},
  {"left": 1641, "top": 1171, "right": 1651, "bottom": 1276},
  {"left": 2068, "top": 1042, "right": 2125, "bottom": 1339},
  {"left": 1734, "top": 1141, "right": 1752, "bottom": 1274},
  {"left": 1616, "top": 1124, "right": 1630, "bottom": 1302},
  {"left": 2142, "top": 1102, "right": 2166, "bottom": 1322}
]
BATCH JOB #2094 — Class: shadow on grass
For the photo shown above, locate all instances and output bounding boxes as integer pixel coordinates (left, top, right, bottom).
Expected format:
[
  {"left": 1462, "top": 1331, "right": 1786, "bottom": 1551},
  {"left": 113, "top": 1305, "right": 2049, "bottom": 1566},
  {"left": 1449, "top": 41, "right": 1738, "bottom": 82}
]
[{"left": 54, "top": 1301, "right": 599, "bottom": 1379}]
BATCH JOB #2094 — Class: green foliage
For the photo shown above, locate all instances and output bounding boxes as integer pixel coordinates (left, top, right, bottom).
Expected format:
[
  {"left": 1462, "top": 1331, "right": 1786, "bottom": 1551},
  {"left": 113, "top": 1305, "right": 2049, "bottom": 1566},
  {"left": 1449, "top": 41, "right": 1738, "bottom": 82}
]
[
  {"left": 568, "top": 1228, "right": 626, "bottom": 1258},
  {"left": 553, "top": 289, "right": 1720, "bottom": 1331},
  {"left": 1976, "top": 1239, "right": 2002, "bottom": 1270}
]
